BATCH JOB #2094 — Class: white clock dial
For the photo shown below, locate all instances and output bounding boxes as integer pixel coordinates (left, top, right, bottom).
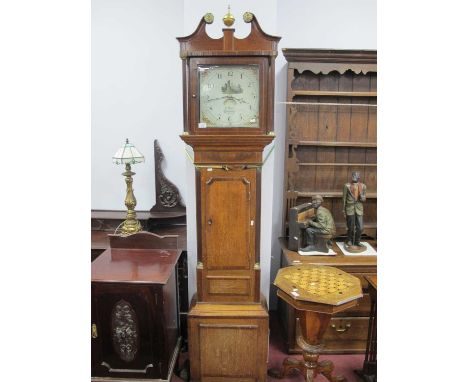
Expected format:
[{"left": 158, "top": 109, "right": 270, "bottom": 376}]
[{"left": 198, "top": 65, "right": 259, "bottom": 128}]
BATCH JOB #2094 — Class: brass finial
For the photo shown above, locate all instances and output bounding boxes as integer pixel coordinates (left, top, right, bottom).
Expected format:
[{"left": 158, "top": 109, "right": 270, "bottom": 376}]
[
  {"left": 204, "top": 13, "right": 214, "bottom": 24},
  {"left": 223, "top": 5, "right": 235, "bottom": 27},
  {"left": 243, "top": 12, "right": 253, "bottom": 23}
]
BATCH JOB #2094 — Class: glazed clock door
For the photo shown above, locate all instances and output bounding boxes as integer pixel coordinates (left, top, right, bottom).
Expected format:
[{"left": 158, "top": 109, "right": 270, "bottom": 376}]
[
  {"left": 198, "top": 64, "right": 260, "bottom": 128},
  {"left": 189, "top": 56, "right": 269, "bottom": 135},
  {"left": 199, "top": 167, "right": 258, "bottom": 302}
]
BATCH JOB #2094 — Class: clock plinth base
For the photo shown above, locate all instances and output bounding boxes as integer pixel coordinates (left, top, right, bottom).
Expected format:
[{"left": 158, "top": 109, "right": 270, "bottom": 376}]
[{"left": 188, "top": 296, "right": 269, "bottom": 382}]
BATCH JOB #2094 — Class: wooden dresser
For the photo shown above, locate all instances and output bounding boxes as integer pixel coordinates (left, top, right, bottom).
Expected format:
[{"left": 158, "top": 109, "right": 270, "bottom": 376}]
[
  {"left": 281, "top": 49, "right": 377, "bottom": 239},
  {"left": 277, "top": 48, "right": 377, "bottom": 354},
  {"left": 278, "top": 238, "right": 376, "bottom": 354}
]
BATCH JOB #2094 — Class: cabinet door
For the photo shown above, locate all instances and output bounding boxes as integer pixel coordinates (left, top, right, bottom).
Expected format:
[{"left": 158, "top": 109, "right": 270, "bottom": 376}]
[
  {"left": 199, "top": 168, "right": 259, "bottom": 302},
  {"left": 91, "top": 283, "right": 164, "bottom": 379}
]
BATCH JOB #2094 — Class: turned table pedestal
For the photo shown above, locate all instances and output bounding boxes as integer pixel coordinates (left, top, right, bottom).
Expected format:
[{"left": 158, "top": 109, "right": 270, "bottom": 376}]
[{"left": 269, "top": 265, "right": 363, "bottom": 382}]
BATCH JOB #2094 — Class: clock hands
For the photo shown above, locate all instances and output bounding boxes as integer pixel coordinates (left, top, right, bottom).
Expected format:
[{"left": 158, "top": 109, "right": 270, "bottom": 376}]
[
  {"left": 206, "top": 95, "right": 249, "bottom": 104},
  {"left": 205, "top": 96, "right": 226, "bottom": 102},
  {"left": 231, "top": 96, "right": 248, "bottom": 104}
]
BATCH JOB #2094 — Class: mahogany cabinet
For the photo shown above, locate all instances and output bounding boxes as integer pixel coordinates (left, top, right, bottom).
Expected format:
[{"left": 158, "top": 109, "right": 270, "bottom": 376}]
[
  {"left": 91, "top": 233, "right": 182, "bottom": 381},
  {"left": 91, "top": 212, "right": 189, "bottom": 342}
]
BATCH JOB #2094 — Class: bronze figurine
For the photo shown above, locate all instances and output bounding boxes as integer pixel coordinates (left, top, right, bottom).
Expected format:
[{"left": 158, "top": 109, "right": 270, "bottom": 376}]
[
  {"left": 343, "top": 171, "right": 367, "bottom": 253},
  {"left": 299, "top": 195, "right": 336, "bottom": 253}
]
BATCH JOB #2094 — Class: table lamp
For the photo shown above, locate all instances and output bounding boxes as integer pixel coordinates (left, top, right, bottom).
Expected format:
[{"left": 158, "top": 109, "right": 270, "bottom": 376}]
[{"left": 112, "top": 138, "right": 145, "bottom": 235}]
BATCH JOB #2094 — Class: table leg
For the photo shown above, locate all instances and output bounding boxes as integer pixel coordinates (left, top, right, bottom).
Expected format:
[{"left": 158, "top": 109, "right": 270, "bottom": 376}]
[{"left": 268, "top": 311, "right": 346, "bottom": 382}]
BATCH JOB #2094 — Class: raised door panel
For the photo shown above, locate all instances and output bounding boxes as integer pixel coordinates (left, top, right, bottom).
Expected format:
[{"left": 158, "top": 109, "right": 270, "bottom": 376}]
[
  {"left": 200, "top": 324, "right": 258, "bottom": 379},
  {"left": 188, "top": 316, "right": 268, "bottom": 382},
  {"left": 91, "top": 283, "right": 164, "bottom": 379},
  {"left": 201, "top": 168, "right": 256, "bottom": 271}
]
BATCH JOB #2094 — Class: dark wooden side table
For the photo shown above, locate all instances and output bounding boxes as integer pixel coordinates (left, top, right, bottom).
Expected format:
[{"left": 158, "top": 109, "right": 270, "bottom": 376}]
[
  {"left": 91, "top": 232, "right": 182, "bottom": 382},
  {"left": 269, "top": 265, "right": 363, "bottom": 382},
  {"left": 355, "top": 275, "right": 377, "bottom": 381}
]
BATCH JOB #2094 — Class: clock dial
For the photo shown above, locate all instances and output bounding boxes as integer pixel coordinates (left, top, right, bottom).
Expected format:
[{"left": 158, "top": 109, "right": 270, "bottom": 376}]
[{"left": 198, "top": 65, "right": 259, "bottom": 128}]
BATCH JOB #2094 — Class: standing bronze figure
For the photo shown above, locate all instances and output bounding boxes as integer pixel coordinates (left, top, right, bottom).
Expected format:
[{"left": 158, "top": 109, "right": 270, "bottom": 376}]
[
  {"left": 343, "top": 171, "right": 367, "bottom": 253},
  {"left": 300, "top": 195, "right": 336, "bottom": 253}
]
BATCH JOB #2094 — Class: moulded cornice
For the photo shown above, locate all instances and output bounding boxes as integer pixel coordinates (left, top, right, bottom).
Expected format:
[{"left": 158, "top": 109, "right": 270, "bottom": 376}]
[
  {"left": 177, "top": 13, "right": 281, "bottom": 58},
  {"left": 283, "top": 48, "right": 377, "bottom": 74}
]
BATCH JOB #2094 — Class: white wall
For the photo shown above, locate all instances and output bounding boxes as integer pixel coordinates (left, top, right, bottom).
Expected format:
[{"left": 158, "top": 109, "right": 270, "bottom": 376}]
[
  {"left": 92, "top": 0, "right": 185, "bottom": 210},
  {"left": 92, "top": 0, "right": 376, "bottom": 308}
]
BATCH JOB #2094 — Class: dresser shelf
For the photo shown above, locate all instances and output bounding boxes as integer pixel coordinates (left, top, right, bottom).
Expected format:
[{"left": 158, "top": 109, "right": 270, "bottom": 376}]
[
  {"left": 296, "top": 191, "right": 377, "bottom": 199},
  {"left": 291, "top": 90, "right": 377, "bottom": 97},
  {"left": 292, "top": 140, "right": 377, "bottom": 148},
  {"left": 298, "top": 162, "right": 377, "bottom": 167}
]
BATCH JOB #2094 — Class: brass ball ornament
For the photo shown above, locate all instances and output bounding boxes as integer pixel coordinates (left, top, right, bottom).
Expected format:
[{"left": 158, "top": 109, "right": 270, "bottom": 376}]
[{"left": 223, "top": 5, "right": 235, "bottom": 27}]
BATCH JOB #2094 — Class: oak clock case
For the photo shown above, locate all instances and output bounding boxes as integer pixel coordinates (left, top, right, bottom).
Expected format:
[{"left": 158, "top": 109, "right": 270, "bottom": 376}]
[{"left": 178, "top": 12, "right": 280, "bottom": 381}]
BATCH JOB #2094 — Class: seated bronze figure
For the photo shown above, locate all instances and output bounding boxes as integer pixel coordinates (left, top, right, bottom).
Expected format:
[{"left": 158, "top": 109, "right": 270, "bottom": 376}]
[{"left": 299, "top": 195, "right": 336, "bottom": 253}]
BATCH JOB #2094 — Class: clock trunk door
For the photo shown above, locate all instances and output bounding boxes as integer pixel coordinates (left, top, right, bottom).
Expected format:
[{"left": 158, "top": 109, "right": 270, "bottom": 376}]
[{"left": 199, "top": 168, "right": 257, "bottom": 302}]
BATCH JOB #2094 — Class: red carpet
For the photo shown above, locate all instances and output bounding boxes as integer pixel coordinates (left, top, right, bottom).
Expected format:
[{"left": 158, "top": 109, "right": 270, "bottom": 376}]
[
  {"left": 267, "top": 311, "right": 365, "bottom": 382},
  {"left": 173, "top": 311, "right": 365, "bottom": 381}
]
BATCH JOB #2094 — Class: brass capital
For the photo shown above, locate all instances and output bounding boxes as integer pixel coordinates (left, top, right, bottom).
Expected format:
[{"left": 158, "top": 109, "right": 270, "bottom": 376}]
[
  {"left": 243, "top": 12, "right": 254, "bottom": 23},
  {"left": 204, "top": 13, "right": 214, "bottom": 24}
]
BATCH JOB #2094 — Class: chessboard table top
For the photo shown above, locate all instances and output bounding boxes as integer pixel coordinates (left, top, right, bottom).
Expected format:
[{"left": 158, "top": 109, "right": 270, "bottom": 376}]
[{"left": 274, "top": 264, "right": 363, "bottom": 306}]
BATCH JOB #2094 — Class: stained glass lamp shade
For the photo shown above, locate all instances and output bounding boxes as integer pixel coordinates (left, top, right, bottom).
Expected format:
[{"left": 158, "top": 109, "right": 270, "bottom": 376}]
[{"left": 112, "top": 138, "right": 145, "bottom": 165}]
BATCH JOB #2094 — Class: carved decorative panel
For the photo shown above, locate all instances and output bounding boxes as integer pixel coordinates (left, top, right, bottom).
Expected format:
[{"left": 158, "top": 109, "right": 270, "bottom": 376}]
[
  {"left": 111, "top": 299, "right": 139, "bottom": 362},
  {"left": 150, "top": 139, "right": 186, "bottom": 214}
]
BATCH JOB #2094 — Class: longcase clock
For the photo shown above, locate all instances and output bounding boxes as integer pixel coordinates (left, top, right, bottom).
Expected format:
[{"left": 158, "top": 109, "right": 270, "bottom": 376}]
[{"left": 177, "top": 10, "right": 280, "bottom": 381}]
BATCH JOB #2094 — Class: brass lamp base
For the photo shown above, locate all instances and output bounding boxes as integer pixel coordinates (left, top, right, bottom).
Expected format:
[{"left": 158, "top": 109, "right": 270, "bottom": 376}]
[
  {"left": 120, "top": 163, "right": 142, "bottom": 236},
  {"left": 120, "top": 218, "right": 142, "bottom": 235}
]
